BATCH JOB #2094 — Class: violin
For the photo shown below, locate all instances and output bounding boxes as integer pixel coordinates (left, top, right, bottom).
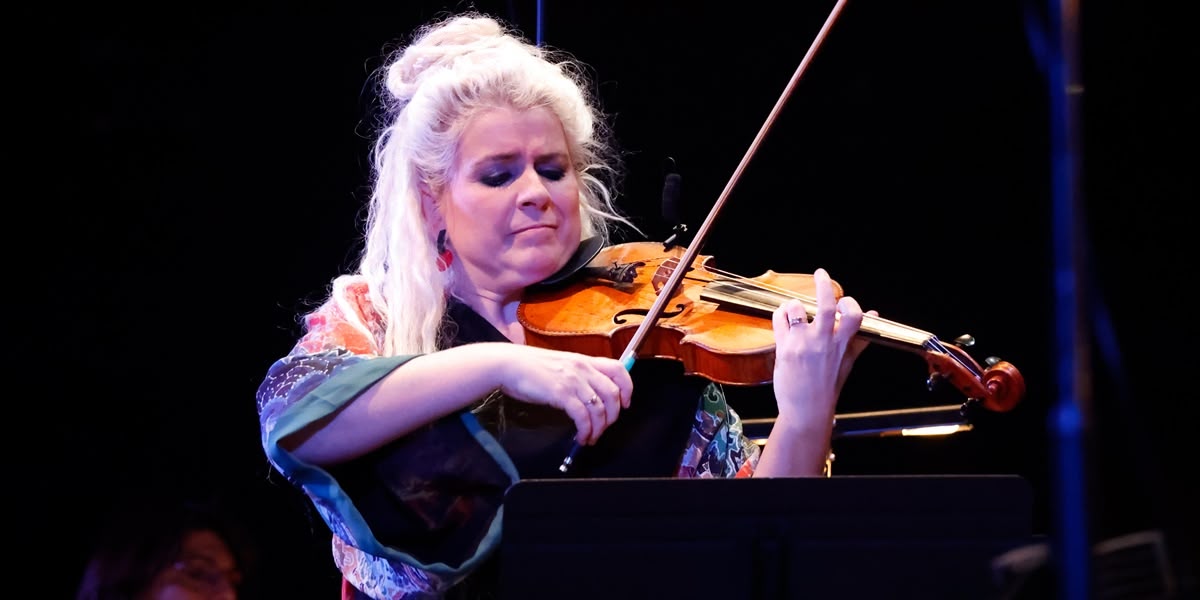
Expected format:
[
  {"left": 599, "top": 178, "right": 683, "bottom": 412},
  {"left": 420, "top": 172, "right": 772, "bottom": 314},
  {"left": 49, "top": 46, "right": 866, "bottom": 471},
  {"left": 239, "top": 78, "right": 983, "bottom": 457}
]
[
  {"left": 531, "top": 0, "right": 1024, "bottom": 471},
  {"left": 518, "top": 241, "right": 1025, "bottom": 414}
]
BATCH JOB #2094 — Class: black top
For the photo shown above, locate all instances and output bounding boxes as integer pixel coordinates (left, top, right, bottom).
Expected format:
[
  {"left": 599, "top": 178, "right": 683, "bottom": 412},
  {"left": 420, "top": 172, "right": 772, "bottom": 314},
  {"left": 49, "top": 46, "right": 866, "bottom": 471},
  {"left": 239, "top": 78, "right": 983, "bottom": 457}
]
[
  {"left": 442, "top": 299, "right": 703, "bottom": 480},
  {"left": 335, "top": 299, "right": 705, "bottom": 600}
]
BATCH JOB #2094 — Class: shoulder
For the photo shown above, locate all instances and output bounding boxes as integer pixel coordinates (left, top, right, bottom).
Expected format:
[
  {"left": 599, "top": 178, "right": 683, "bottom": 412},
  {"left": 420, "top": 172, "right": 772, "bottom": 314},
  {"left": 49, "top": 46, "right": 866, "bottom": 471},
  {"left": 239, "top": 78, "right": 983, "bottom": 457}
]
[
  {"left": 331, "top": 275, "right": 377, "bottom": 321},
  {"left": 299, "top": 275, "right": 381, "bottom": 356}
]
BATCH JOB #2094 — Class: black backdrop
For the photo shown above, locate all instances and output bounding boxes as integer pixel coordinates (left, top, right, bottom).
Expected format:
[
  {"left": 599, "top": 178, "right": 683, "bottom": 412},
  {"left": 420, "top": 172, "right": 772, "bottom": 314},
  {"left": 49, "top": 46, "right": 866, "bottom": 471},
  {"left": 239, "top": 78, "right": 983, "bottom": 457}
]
[{"left": 48, "top": 1, "right": 1194, "bottom": 597}]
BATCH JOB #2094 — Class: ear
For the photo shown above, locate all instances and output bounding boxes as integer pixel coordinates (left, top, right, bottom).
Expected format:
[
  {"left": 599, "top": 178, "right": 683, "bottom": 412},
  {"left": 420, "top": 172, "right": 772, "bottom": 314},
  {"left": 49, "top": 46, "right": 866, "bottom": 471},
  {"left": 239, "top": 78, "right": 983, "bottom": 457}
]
[{"left": 418, "top": 180, "right": 445, "bottom": 231}]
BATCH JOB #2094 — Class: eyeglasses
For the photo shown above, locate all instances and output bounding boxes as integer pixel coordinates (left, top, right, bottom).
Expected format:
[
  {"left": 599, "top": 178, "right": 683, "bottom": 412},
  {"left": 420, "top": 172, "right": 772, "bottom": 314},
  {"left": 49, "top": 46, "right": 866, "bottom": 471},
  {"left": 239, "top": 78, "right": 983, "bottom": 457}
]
[{"left": 171, "top": 557, "right": 243, "bottom": 593}]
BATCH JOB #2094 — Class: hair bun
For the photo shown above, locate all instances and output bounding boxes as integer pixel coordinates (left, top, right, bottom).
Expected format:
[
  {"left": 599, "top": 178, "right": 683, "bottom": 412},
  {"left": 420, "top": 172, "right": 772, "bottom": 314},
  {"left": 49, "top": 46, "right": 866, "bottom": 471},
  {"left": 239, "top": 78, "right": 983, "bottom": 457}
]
[{"left": 384, "top": 14, "right": 519, "bottom": 106}]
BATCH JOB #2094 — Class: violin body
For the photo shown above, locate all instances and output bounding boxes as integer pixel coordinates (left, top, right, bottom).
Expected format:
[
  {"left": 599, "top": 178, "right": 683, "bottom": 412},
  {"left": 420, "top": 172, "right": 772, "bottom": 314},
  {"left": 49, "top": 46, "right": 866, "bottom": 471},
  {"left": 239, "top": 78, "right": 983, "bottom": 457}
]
[
  {"left": 520, "top": 241, "right": 1025, "bottom": 412},
  {"left": 520, "top": 241, "right": 838, "bottom": 386}
]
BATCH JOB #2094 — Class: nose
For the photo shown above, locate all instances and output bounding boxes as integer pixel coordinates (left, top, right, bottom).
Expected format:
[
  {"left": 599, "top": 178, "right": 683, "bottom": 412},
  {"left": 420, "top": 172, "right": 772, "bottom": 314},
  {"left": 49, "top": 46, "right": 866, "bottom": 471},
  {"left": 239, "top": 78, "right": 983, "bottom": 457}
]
[
  {"left": 210, "top": 583, "right": 237, "bottom": 600},
  {"left": 514, "top": 167, "right": 551, "bottom": 208},
  {"left": 204, "top": 573, "right": 239, "bottom": 599}
]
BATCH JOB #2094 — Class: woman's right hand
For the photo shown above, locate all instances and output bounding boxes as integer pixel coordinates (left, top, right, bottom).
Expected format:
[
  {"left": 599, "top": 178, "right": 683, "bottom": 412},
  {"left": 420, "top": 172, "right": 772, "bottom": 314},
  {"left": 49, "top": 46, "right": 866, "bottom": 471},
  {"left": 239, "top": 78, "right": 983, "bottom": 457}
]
[{"left": 498, "top": 345, "right": 633, "bottom": 445}]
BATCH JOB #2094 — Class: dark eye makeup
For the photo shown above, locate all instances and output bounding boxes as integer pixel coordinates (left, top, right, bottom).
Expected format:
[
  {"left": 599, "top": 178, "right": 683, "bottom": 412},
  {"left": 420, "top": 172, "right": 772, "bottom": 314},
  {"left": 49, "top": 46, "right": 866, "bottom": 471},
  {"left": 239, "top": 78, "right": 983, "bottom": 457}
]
[{"left": 475, "top": 157, "right": 569, "bottom": 188}]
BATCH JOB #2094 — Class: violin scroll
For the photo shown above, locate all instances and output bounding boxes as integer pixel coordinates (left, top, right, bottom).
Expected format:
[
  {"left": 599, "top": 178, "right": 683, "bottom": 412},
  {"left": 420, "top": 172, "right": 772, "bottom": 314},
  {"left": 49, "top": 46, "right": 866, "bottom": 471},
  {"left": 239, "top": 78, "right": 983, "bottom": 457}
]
[{"left": 926, "top": 343, "right": 1025, "bottom": 413}]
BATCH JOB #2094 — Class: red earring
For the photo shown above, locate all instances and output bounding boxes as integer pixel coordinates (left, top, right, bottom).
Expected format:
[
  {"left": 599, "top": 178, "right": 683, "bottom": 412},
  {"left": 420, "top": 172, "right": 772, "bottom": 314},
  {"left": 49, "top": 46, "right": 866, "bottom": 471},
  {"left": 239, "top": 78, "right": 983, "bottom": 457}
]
[{"left": 436, "top": 229, "right": 453, "bottom": 272}]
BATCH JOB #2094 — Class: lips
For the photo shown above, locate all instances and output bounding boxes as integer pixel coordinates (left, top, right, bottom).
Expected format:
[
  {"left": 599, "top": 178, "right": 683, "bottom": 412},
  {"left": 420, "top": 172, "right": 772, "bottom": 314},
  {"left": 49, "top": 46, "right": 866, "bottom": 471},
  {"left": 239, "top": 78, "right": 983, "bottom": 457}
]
[{"left": 513, "top": 224, "right": 556, "bottom": 234}]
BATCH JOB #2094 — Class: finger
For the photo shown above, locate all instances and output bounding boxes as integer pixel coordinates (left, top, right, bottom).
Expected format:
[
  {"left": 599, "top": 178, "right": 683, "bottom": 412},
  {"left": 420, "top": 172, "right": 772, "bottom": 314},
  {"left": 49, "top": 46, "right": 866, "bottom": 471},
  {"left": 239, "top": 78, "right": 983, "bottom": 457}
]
[
  {"left": 845, "top": 308, "right": 877, "bottom": 361},
  {"left": 834, "top": 296, "right": 865, "bottom": 345},
  {"left": 593, "top": 379, "right": 622, "bottom": 426},
  {"left": 578, "top": 368, "right": 620, "bottom": 444},
  {"left": 580, "top": 358, "right": 637, "bottom": 442},
  {"left": 772, "top": 302, "right": 791, "bottom": 336},
  {"left": 617, "top": 373, "right": 633, "bottom": 410},
  {"left": 812, "top": 268, "right": 836, "bottom": 336},
  {"left": 581, "top": 392, "right": 607, "bottom": 444},
  {"left": 778, "top": 299, "right": 809, "bottom": 333},
  {"left": 592, "top": 357, "right": 635, "bottom": 409},
  {"left": 566, "top": 399, "right": 593, "bottom": 445}
]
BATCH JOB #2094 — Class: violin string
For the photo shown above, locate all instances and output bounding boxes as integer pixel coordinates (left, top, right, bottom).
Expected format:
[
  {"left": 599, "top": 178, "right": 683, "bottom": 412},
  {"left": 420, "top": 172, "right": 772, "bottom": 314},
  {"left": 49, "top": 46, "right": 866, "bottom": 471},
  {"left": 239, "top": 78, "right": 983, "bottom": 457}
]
[
  {"left": 665, "top": 261, "right": 934, "bottom": 339},
  {"left": 712, "top": 268, "right": 982, "bottom": 374},
  {"left": 696, "top": 265, "right": 984, "bottom": 372},
  {"left": 632, "top": 257, "right": 983, "bottom": 377},
  {"left": 698, "top": 266, "right": 986, "bottom": 379},
  {"left": 925, "top": 338, "right": 984, "bottom": 377},
  {"left": 637, "top": 255, "right": 988, "bottom": 384}
]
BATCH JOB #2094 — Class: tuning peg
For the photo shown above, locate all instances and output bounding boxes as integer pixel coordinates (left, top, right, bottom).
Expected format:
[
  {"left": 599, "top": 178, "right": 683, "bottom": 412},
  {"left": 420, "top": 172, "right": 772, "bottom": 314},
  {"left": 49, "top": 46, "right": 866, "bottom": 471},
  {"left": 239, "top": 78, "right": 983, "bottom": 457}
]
[
  {"left": 927, "top": 373, "right": 941, "bottom": 391},
  {"left": 985, "top": 356, "right": 1001, "bottom": 367},
  {"left": 953, "top": 334, "right": 976, "bottom": 348}
]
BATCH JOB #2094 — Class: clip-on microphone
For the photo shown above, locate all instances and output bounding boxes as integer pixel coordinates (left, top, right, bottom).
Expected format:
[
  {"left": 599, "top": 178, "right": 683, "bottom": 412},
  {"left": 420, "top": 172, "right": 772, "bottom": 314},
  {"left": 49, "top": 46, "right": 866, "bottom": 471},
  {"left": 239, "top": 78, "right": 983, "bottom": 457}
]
[{"left": 660, "top": 172, "right": 688, "bottom": 250}]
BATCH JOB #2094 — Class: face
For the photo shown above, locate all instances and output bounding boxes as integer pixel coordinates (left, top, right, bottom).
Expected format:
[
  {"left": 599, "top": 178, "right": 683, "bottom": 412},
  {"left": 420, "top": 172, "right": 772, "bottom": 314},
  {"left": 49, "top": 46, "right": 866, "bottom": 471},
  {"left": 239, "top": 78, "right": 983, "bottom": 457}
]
[
  {"left": 139, "top": 530, "right": 241, "bottom": 600},
  {"left": 428, "top": 105, "right": 581, "bottom": 301}
]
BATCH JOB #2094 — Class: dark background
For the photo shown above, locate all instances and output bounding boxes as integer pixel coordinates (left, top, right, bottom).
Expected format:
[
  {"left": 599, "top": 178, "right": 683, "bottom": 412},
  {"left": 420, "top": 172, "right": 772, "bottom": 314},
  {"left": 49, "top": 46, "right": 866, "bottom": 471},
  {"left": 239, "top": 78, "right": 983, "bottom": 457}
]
[{"left": 43, "top": 1, "right": 1193, "bottom": 597}]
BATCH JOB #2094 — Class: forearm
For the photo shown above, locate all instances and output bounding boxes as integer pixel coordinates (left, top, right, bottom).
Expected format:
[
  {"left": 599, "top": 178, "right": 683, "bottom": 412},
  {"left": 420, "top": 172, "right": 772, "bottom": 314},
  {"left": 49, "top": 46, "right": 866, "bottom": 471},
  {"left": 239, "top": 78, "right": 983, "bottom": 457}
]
[
  {"left": 283, "top": 342, "right": 513, "bottom": 465},
  {"left": 752, "top": 412, "right": 835, "bottom": 477}
]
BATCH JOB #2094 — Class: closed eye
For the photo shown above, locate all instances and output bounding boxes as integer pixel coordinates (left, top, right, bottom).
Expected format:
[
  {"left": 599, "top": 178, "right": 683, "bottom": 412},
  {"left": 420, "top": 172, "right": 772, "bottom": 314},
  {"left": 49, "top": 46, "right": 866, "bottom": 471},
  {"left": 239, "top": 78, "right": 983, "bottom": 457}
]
[
  {"left": 479, "top": 166, "right": 567, "bottom": 187},
  {"left": 480, "top": 172, "right": 512, "bottom": 187}
]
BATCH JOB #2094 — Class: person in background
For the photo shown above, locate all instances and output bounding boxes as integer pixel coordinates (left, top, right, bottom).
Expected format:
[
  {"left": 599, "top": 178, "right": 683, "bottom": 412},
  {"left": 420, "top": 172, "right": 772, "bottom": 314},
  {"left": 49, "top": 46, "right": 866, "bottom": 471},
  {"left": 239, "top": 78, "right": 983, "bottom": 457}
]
[
  {"left": 256, "top": 11, "right": 872, "bottom": 599},
  {"left": 76, "top": 489, "right": 257, "bottom": 600}
]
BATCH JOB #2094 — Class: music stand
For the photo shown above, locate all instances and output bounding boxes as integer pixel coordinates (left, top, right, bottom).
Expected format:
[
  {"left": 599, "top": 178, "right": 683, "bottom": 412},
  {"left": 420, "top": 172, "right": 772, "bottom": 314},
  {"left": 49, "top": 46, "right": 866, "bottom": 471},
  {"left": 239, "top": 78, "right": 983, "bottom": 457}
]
[{"left": 499, "top": 475, "right": 1035, "bottom": 599}]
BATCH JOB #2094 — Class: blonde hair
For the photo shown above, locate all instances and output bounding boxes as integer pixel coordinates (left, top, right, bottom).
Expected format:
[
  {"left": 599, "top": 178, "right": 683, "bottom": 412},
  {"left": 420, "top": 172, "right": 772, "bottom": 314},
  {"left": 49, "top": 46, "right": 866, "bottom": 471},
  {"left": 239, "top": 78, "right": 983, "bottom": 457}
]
[{"left": 323, "top": 12, "right": 634, "bottom": 356}]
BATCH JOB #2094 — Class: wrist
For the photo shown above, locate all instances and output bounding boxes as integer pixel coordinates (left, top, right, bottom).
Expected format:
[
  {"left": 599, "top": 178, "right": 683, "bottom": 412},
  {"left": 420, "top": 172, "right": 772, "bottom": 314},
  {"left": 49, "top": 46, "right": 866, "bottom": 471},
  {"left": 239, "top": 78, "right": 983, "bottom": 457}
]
[{"left": 773, "top": 410, "right": 835, "bottom": 436}]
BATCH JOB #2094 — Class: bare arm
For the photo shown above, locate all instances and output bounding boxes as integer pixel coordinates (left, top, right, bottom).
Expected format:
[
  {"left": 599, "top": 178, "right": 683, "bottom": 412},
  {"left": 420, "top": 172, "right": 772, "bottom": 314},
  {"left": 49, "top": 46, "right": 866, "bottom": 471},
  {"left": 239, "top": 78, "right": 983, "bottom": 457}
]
[
  {"left": 752, "top": 409, "right": 836, "bottom": 477},
  {"left": 752, "top": 268, "right": 867, "bottom": 478},
  {"left": 283, "top": 342, "right": 633, "bottom": 466}
]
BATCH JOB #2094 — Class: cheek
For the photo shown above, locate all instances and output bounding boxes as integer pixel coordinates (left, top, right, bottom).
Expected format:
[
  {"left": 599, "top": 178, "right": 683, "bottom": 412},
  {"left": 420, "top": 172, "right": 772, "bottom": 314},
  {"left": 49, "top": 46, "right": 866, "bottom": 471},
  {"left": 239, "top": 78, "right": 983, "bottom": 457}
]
[
  {"left": 443, "top": 191, "right": 496, "bottom": 236},
  {"left": 554, "top": 181, "right": 583, "bottom": 219},
  {"left": 148, "top": 582, "right": 198, "bottom": 600}
]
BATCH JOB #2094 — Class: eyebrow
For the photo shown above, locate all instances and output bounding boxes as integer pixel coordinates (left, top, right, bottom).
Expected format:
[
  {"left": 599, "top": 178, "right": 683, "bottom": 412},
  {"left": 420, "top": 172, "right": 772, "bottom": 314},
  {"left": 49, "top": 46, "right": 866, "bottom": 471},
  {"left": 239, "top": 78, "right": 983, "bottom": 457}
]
[
  {"left": 179, "top": 554, "right": 237, "bottom": 571},
  {"left": 470, "top": 151, "right": 570, "bottom": 166}
]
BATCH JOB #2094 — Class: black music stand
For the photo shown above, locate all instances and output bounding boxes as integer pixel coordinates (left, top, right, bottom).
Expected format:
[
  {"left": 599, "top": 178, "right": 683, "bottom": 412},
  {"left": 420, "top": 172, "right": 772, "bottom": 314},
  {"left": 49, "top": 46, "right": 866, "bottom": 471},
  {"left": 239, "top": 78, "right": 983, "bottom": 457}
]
[{"left": 498, "top": 475, "right": 1035, "bottom": 599}]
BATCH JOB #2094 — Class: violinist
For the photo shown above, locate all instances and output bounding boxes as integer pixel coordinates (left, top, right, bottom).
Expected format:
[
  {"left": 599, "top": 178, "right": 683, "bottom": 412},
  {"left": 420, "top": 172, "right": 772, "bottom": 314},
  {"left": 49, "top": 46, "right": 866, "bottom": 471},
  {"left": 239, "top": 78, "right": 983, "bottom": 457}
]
[{"left": 256, "top": 11, "right": 871, "bottom": 599}]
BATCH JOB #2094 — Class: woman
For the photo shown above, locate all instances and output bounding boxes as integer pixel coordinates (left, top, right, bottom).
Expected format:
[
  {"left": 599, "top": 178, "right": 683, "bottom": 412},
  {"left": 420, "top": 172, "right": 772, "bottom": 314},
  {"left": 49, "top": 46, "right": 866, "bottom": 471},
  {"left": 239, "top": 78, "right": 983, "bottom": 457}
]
[
  {"left": 256, "top": 11, "right": 869, "bottom": 599},
  {"left": 76, "top": 493, "right": 253, "bottom": 600}
]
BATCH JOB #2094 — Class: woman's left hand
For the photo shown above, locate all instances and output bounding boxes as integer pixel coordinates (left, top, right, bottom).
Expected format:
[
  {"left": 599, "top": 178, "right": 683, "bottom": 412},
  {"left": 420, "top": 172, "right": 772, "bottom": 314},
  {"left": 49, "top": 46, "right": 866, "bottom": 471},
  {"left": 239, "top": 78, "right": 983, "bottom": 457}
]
[{"left": 770, "top": 268, "right": 871, "bottom": 428}]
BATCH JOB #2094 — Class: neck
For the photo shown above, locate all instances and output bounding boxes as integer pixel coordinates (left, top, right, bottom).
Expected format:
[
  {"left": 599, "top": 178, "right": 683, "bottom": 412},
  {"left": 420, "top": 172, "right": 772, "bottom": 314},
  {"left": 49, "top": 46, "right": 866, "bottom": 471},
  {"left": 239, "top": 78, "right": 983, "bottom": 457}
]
[{"left": 457, "top": 290, "right": 526, "bottom": 344}]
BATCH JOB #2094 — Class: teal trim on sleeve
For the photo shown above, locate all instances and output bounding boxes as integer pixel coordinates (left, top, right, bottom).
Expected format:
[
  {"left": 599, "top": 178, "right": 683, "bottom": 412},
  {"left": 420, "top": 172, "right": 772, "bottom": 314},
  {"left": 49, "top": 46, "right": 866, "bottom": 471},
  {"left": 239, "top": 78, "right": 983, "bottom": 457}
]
[
  {"left": 264, "top": 355, "right": 519, "bottom": 578},
  {"left": 461, "top": 411, "right": 520, "bottom": 482},
  {"left": 267, "top": 355, "right": 416, "bottom": 477},
  {"left": 450, "top": 411, "right": 520, "bottom": 576}
]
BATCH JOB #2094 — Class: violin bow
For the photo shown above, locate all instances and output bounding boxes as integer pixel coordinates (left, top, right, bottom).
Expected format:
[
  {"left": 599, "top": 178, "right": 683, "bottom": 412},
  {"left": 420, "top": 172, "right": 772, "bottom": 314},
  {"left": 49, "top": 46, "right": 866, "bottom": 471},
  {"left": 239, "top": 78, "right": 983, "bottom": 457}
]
[{"left": 560, "top": 0, "right": 851, "bottom": 472}]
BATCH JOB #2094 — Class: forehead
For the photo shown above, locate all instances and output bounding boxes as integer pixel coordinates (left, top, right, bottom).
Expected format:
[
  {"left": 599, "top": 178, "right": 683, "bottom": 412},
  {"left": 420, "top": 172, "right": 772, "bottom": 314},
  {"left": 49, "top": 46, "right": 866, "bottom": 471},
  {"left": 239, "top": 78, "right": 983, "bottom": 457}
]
[
  {"left": 180, "top": 529, "right": 237, "bottom": 570},
  {"left": 457, "top": 106, "right": 569, "bottom": 161}
]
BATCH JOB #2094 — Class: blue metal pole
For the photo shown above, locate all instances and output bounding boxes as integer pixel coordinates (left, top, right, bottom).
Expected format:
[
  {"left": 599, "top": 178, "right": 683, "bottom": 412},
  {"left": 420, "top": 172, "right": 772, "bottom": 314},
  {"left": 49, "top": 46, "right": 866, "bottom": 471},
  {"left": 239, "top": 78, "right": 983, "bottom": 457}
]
[
  {"left": 1048, "top": 1, "right": 1091, "bottom": 598},
  {"left": 536, "top": 0, "right": 544, "bottom": 46}
]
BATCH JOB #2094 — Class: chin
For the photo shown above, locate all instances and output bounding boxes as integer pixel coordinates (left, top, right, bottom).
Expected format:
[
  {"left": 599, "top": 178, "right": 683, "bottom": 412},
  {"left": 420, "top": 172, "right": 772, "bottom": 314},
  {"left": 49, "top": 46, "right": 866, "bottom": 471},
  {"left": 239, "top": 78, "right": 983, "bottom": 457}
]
[
  {"left": 516, "top": 250, "right": 570, "bottom": 284},
  {"left": 528, "top": 260, "right": 566, "bottom": 283}
]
